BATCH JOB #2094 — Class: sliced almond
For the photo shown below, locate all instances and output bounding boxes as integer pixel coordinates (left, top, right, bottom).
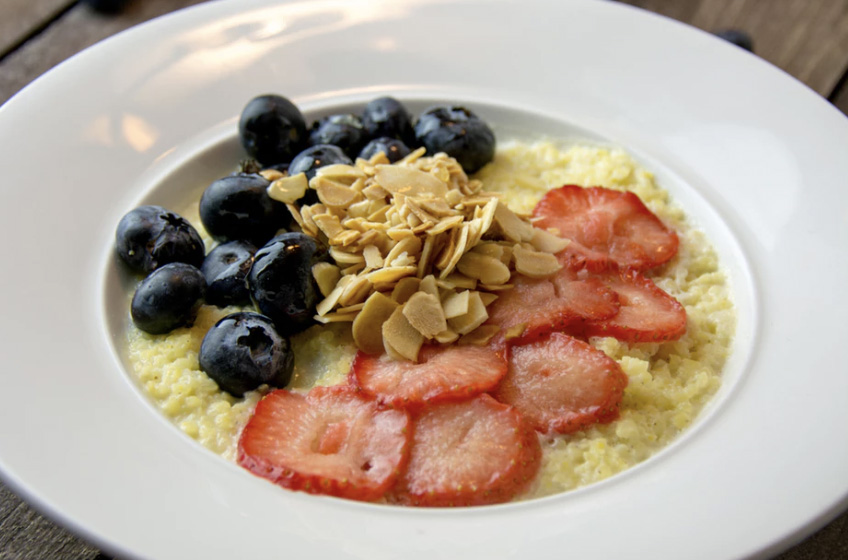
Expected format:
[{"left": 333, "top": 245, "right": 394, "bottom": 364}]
[
  {"left": 434, "top": 329, "right": 460, "bottom": 344},
  {"left": 267, "top": 173, "right": 308, "bottom": 204},
  {"left": 418, "top": 274, "right": 439, "bottom": 297},
  {"left": 259, "top": 169, "right": 285, "bottom": 181},
  {"left": 365, "top": 265, "right": 417, "bottom": 284},
  {"left": 441, "top": 290, "right": 470, "bottom": 319},
  {"left": 513, "top": 244, "right": 562, "bottom": 278},
  {"left": 312, "top": 262, "right": 341, "bottom": 298},
  {"left": 493, "top": 201, "right": 535, "bottom": 242},
  {"left": 362, "top": 245, "right": 383, "bottom": 269},
  {"left": 383, "top": 307, "right": 424, "bottom": 362},
  {"left": 478, "top": 292, "right": 499, "bottom": 307},
  {"left": 447, "top": 291, "right": 489, "bottom": 335},
  {"left": 316, "top": 163, "right": 366, "bottom": 182},
  {"left": 314, "top": 312, "right": 358, "bottom": 323},
  {"left": 314, "top": 177, "right": 362, "bottom": 208},
  {"left": 456, "top": 252, "right": 511, "bottom": 285},
  {"left": 438, "top": 272, "right": 477, "bottom": 290},
  {"left": 316, "top": 275, "right": 353, "bottom": 316},
  {"left": 438, "top": 223, "right": 470, "bottom": 277},
  {"left": 313, "top": 213, "right": 345, "bottom": 239},
  {"left": 375, "top": 165, "right": 448, "bottom": 198},
  {"left": 531, "top": 227, "right": 571, "bottom": 253},
  {"left": 329, "top": 247, "right": 365, "bottom": 264},
  {"left": 458, "top": 324, "right": 501, "bottom": 346},
  {"left": 391, "top": 277, "right": 421, "bottom": 304},
  {"left": 385, "top": 235, "right": 422, "bottom": 265},
  {"left": 402, "top": 292, "right": 447, "bottom": 339},
  {"left": 352, "top": 292, "right": 399, "bottom": 355}
]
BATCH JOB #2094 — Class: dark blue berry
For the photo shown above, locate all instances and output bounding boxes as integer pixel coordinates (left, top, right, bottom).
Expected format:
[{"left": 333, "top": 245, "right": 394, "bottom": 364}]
[
  {"left": 130, "top": 263, "right": 206, "bottom": 334},
  {"left": 714, "top": 29, "right": 754, "bottom": 52},
  {"left": 199, "top": 312, "right": 294, "bottom": 397},
  {"left": 414, "top": 105, "right": 496, "bottom": 174},
  {"left": 201, "top": 241, "right": 257, "bottom": 307},
  {"left": 308, "top": 114, "right": 368, "bottom": 158},
  {"left": 199, "top": 173, "right": 287, "bottom": 246},
  {"left": 289, "top": 145, "right": 353, "bottom": 179},
  {"left": 358, "top": 137, "right": 411, "bottom": 163},
  {"left": 116, "top": 205, "right": 205, "bottom": 274},
  {"left": 239, "top": 94, "right": 307, "bottom": 165},
  {"left": 247, "top": 232, "right": 328, "bottom": 335},
  {"left": 361, "top": 97, "right": 415, "bottom": 145}
]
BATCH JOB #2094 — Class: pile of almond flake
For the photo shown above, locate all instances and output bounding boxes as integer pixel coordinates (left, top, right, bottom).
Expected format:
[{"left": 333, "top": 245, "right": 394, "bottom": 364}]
[{"left": 264, "top": 148, "right": 570, "bottom": 362}]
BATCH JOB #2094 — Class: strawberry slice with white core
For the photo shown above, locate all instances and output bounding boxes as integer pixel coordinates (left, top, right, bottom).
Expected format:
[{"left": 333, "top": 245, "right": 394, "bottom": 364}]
[
  {"left": 237, "top": 385, "right": 411, "bottom": 502},
  {"left": 388, "top": 394, "right": 541, "bottom": 507},
  {"left": 534, "top": 184, "right": 679, "bottom": 271},
  {"left": 351, "top": 345, "right": 508, "bottom": 410},
  {"left": 580, "top": 269, "right": 687, "bottom": 343},
  {"left": 486, "top": 269, "right": 619, "bottom": 343},
  {"left": 493, "top": 332, "right": 628, "bottom": 434}
]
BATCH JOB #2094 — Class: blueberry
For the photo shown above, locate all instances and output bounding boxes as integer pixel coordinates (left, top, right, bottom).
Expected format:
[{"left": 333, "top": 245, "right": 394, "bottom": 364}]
[
  {"left": 308, "top": 114, "right": 368, "bottom": 158},
  {"left": 239, "top": 94, "right": 307, "bottom": 166},
  {"left": 201, "top": 240, "right": 257, "bottom": 307},
  {"left": 714, "top": 29, "right": 754, "bottom": 52},
  {"left": 361, "top": 97, "right": 415, "bottom": 145},
  {"left": 289, "top": 144, "right": 353, "bottom": 179},
  {"left": 116, "top": 205, "right": 205, "bottom": 274},
  {"left": 413, "top": 105, "right": 496, "bottom": 174},
  {"left": 247, "top": 232, "right": 328, "bottom": 335},
  {"left": 358, "top": 137, "right": 411, "bottom": 163},
  {"left": 199, "top": 173, "right": 287, "bottom": 246},
  {"left": 130, "top": 263, "right": 206, "bottom": 334},
  {"left": 199, "top": 312, "right": 294, "bottom": 397}
]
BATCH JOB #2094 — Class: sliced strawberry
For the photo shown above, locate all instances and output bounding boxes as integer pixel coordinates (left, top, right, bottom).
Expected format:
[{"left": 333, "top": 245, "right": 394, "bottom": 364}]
[
  {"left": 579, "top": 269, "right": 687, "bottom": 343},
  {"left": 351, "top": 345, "right": 507, "bottom": 410},
  {"left": 493, "top": 332, "right": 628, "bottom": 434},
  {"left": 388, "top": 394, "right": 541, "bottom": 507},
  {"left": 534, "top": 184, "right": 679, "bottom": 271},
  {"left": 237, "top": 385, "right": 411, "bottom": 502},
  {"left": 486, "top": 269, "right": 619, "bottom": 343}
]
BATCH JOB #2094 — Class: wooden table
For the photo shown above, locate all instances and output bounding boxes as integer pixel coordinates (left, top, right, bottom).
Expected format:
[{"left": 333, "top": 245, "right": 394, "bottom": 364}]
[{"left": 0, "top": 0, "right": 846, "bottom": 558}]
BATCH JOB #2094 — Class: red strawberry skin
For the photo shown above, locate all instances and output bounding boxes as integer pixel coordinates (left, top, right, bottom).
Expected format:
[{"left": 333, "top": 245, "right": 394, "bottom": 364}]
[
  {"left": 534, "top": 184, "right": 679, "bottom": 271},
  {"left": 237, "top": 385, "right": 411, "bottom": 502},
  {"left": 388, "top": 394, "right": 541, "bottom": 507},
  {"left": 351, "top": 344, "right": 508, "bottom": 410},
  {"left": 579, "top": 269, "right": 687, "bottom": 343},
  {"left": 493, "top": 332, "right": 628, "bottom": 434},
  {"left": 486, "top": 271, "right": 619, "bottom": 344}
]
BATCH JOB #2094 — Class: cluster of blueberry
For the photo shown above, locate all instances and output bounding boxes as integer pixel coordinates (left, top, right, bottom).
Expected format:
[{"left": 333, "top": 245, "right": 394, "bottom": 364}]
[{"left": 115, "top": 94, "right": 497, "bottom": 398}]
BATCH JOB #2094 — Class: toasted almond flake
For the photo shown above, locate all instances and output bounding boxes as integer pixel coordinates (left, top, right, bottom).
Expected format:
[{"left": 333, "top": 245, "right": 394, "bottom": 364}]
[
  {"left": 375, "top": 165, "right": 448, "bottom": 198},
  {"left": 471, "top": 242, "right": 504, "bottom": 259},
  {"left": 386, "top": 227, "right": 416, "bottom": 241},
  {"left": 267, "top": 173, "right": 308, "bottom": 204},
  {"left": 434, "top": 329, "right": 460, "bottom": 344},
  {"left": 314, "top": 312, "right": 358, "bottom": 323},
  {"left": 383, "top": 337, "right": 407, "bottom": 362},
  {"left": 442, "top": 290, "right": 470, "bottom": 319},
  {"left": 365, "top": 266, "right": 417, "bottom": 284},
  {"left": 504, "top": 323, "right": 527, "bottom": 340},
  {"left": 479, "top": 292, "right": 499, "bottom": 306},
  {"left": 426, "top": 215, "right": 464, "bottom": 236},
  {"left": 447, "top": 291, "right": 488, "bottom": 335},
  {"left": 397, "top": 146, "right": 426, "bottom": 165},
  {"left": 314, "top": 177, "right": 362, "bottom": 208},
  {"left": 312, "top": 262, "right": 341, "bottom": 297},
  {"left": 331, "top": 229, "right": 361, "bottom": 247},
  {"left": 362, "top": 245, "right": 383, "bottom": 269},
  {"left": 362, "top": 184, "right": 390, "bottom": 201},
  {"left": 513, "top": 243, "right": 563, "bottom": 278},
  {"left": 417, "top": 235, "right": 437, "bottom": 278},
  {"left": 356, "top": 229, "right": 382, "bottom": 249},
  {"left": 436, "top": 273, "right": 477, "bottom": 290},
  {"left": 388, "top": 252, "right": 415, "bottom": 268},
  {"left": 418, "top": 198, "right": 455, "bottom": 217},
  {"left": 286, "top": 203, "right": 306, "bottom": 231},
  {"left": 391, "top": 277, "right": 421, "bottom": 304},
  {"left": 366, "top": 204, "right": 391, "bottom": 222},
  {"left": 341, "top": 262, "right": 366, "bottom": 275},
  {"left": 352, "top": 292, "right": 399, "bottom": 354},
  {"left": 329, "top": 247, "right": 365, "bottom": 264},
  {"left": 418, "top": 274, "right": 439, "bottom": 297},
  {"left": 403, "top": 292, "right": 447, "bottom": 338},
  {"left": 260, "top": 169, "right": 285, "bottom": 181},
  {"left": 438, "top": 223, "right": 470, "bottom": 277},
  {"left": 458, "top": 324, "right": 501, "bottom": 346},
  {"left": 336, "top": 303, "right": 366, "bottom": 314},
  {"left": 383, "top": 307, "right": 424, "bottom": 362},
  {"left": 493, "top": 201, "right": 535, "bottom": 242},
  {"left": 478, "top": 283, "right": 514, "bottom": 291},
  {"left": 339, "top": 275, "right": 372, "bottom": 307},
  {"left": 531, "top": 227, "right": 571, "bottom": 253},
  {"left": 313, "top": 214, "right": 345, "bottom": 239},
  {"left": 405, "top": 198, "right": 438, "bottom": 225},
  {"left": 456, "top": 252, "right": 511, "bottom": 285},
  {"left": 316, "top": 275, "right": 353, "bottom": 316},
  {"left": 385, "top": 236, "right": 422, "bottom": 264},
  {"left": 316, "top": 163, "right": 366, "bottom": 181}
]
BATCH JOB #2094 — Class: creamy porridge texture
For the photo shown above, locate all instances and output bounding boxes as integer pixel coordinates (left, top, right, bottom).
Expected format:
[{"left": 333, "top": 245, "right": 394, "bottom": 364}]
[{"left": 125, "top": 138, "right": 735, "bottom": 501}]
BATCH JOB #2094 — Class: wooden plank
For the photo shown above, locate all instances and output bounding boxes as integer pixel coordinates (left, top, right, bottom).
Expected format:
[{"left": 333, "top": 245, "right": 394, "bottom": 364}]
[
  {"left": 0, "top": 0, "right": 75, "bottom": 57},
  {"left": 620, "top": 0, "right": 848, "bottom": 97},
  {"left": 0, "top": 0, "right": 209, "bottom": 106}
]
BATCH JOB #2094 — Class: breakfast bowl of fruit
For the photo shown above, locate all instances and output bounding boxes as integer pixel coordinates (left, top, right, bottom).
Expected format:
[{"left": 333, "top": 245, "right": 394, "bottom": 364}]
[{"left": 0, "top": 0, "right": 846, "bottom": 559}]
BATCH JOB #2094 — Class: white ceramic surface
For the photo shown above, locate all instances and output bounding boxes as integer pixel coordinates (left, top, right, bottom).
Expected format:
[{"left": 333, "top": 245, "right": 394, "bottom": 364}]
[{"left": 0, "top": 1, "right": 846, "bottom": 559}]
